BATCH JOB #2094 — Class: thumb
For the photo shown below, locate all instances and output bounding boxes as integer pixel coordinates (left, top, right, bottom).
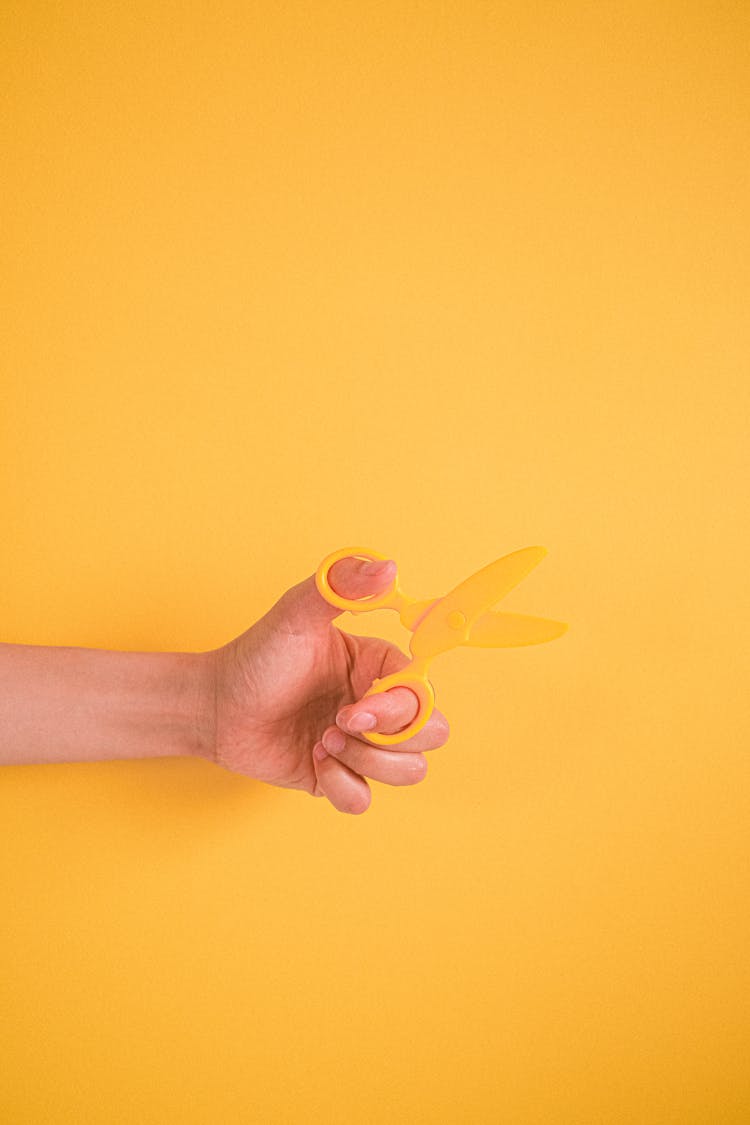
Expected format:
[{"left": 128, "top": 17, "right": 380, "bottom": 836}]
[{"left": 274, "top": 555, "right": 398, "bottom": 633}]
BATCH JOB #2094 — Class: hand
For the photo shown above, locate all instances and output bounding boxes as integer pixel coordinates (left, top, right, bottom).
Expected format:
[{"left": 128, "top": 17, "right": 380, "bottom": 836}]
[{"left": 207, "top": 555, "right": 450, "bottom": 814}]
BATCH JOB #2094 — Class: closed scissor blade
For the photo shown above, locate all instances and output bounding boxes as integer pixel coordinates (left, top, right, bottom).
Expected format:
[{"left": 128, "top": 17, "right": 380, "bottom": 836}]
[
  {"left": 466, "top": 611, "right": 568, "bottom": 648},
  {"left": 410, "top": 545, "right": 549, "bottom": 661}
]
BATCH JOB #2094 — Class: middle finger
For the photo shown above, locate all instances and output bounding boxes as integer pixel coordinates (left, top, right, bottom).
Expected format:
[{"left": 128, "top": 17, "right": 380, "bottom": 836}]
[{"left": 321, "top": 726, "right": 428, "bottom": 787}]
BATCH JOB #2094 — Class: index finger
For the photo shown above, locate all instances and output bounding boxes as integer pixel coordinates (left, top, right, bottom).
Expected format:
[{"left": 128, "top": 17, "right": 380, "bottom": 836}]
[
  {"left": 336, "top": 693, "right": 450, "bottom": 752},
  {"left": 337, "top": 685, "right": 419, "bottom": 736}
]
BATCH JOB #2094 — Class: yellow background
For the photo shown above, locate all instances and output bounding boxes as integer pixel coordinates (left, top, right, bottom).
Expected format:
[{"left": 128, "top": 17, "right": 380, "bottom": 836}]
[{"left": 2, "top": 3, "right": 748, "bottom": 1122}]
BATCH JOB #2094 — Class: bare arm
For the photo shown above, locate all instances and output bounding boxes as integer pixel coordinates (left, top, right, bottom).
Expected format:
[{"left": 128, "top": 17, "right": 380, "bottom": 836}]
[
  {"left": 0, "top": 643, "right": 216, "bottom": 766},
  {"left": 0, "top": 556, "right": 448, "bottom": 812}
]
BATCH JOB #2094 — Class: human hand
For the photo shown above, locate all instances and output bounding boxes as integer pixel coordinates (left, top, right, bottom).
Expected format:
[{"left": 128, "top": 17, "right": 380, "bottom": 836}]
[{"left": 207, "top": 555, "right": 450, "bottom": 813}]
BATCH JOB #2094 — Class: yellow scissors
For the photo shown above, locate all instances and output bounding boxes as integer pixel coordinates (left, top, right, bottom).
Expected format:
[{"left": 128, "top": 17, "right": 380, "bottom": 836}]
[{"left": 315, "top": 545, "right": 568, "bottom": 746}]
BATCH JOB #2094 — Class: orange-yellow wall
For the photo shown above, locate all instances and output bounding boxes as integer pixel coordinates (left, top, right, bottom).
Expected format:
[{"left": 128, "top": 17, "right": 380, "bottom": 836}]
[{"left": 2, "top": 4, "right": 748, "bottom": 1122}]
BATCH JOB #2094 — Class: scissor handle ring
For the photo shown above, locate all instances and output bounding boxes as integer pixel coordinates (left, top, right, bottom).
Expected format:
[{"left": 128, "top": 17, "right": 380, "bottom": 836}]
[
  {"left": 360, "top": 670, "right": 435, "bottom": 746},
  {"left": 315, "top": 546, "right": 399, "bottom": 614}
]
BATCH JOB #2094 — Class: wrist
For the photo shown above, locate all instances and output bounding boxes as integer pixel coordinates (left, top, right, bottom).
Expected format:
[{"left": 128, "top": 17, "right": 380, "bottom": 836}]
[
  {"left": 110, "top": 648, "right": 218, "bottom": 763},
  {"left": 191, "top": 649, "right": 218, "bottom": 763}
]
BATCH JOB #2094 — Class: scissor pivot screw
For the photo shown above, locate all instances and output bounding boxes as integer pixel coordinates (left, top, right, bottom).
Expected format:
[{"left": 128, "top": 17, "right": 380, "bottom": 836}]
[{"left": 446, "top": 610, "right": 467, "bottom": 630}]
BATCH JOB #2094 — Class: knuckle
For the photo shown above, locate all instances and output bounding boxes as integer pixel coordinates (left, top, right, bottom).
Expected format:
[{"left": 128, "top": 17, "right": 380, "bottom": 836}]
[
  {"left": 346, "top": 792, "right": 370, "bottom": 815},
  {"left": 408, "top": 755, "right": 428, "bottom": 781},
  {"left": 430, "top": 713, "right": 450, "bottom": 742},
  {"left": 394, "top": 761, "right": 418, "bottom": 786}
]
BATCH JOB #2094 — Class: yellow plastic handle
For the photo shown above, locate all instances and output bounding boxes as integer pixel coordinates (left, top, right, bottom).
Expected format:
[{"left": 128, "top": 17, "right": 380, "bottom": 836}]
[
  {"left": 315, "top": 546, "right": 402, "bottom": 614},
  {"left": 360, "top": 669, "right": 435, "bottom": 746}
]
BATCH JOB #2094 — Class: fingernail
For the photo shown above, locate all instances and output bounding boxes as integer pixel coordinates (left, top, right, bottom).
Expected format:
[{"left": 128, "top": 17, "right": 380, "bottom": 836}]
[
  {"left": 348, "top": 711, "right": 376, "bottom": 732},
  {"left": 360, "top": 559, "right": 392, "bottom": 577},
  {"left": 322, "top": 728, "right": 346, "bottom": 753},
  {"left": 313, "top": 742, "right": 328, "bottom": 761}
]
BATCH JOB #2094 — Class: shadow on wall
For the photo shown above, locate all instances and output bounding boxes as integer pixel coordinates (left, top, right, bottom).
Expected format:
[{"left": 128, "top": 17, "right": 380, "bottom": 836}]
[{"left": 5, "top": 753, "right": 274, "bottom": 850}]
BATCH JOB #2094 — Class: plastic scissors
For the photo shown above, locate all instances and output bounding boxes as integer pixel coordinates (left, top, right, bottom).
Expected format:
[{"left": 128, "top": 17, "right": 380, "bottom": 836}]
[{"left": 315, "top": 545, "right": 568, "bottom": 746}]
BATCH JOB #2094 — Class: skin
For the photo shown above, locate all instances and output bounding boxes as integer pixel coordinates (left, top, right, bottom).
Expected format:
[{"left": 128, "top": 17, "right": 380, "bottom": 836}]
[
  {"left": 210, "top": 555, "right": 450, "bottom": 814},
  {"left": 0, "top": 555, "right": 450, "bottom": 815}
]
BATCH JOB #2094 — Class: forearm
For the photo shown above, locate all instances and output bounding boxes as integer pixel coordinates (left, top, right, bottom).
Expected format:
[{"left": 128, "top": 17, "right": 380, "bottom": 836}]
[{"left": 0, "top": 642, "right": 216, "bottom": 766}]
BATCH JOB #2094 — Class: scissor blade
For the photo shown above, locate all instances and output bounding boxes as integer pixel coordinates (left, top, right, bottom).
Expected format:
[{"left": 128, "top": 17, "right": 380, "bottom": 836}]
[
  {"left": 466, "top": 611, "right": 568, "bottom": 648},
  {"left": 410, "top": 546, "right": 549, "bottom": 661},
  {"left": 440, "top": 545, "right": 548, "bottom": 618}
]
